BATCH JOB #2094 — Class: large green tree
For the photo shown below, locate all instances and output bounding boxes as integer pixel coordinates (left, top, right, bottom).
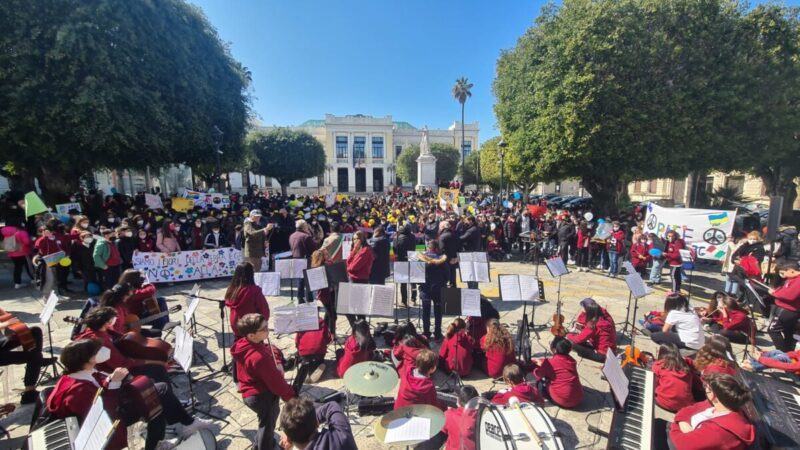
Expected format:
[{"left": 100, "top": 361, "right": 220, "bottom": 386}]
[
  {"left": 0, "top": 0, "right": 250, "bottom": 201},
  {"left": 494, "top": 0, "right": 750, "bottom": 214},
  {"left": 396, "top": 144, "right": 460, "bottom": 185},
  {"left": 734, "top": 5, "right": 800, "bottom": 219},
  {"left": 248, "top": 128, "right": 325, "bottom": 195}
]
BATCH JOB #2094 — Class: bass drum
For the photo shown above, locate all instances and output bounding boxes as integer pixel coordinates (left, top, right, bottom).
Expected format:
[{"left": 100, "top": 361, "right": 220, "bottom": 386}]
[
  {"left": 174, "top": 429, "right": 217, "bottom": 449},
  {"left": 477, "top": 402, "right": 563, "bottom": 450}
]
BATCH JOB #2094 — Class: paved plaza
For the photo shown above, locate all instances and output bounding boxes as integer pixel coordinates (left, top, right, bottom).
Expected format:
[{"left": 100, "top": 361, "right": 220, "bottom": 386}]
[{"left": 0, "top": 258, "right": 754, "bottom": 449}]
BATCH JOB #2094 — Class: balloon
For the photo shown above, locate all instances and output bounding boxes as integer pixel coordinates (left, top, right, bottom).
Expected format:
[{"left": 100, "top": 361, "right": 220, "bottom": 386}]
[
  {"left": 649, "top": 248, "right": 662, "bottom": 258},
  {"left": 503, "top": 200, "right": 512, "bottom": 208},
  {"left": 583, "top": 212, "right": 594, "bottom": 221},
  {"left": 513, "top": 192, "right": 522, "bottom": 200},
  {"left": 597, "top": 218, "right": 606, "bottom": 224},
  {"left": 59, "top": 257, "right": 72, "bottom": 267},
  {"left": 87, "top": 282, "right": 101, "bottom": 296}
]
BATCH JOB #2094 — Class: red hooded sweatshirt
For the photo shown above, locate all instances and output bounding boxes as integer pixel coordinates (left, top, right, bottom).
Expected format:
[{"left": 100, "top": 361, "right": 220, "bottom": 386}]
[
  {"left": 757, "top": 350, "right": 800, "bottom": 375},
  {"left": 77, "top": 328, "right": 142, "bottom": 371},
  {"left": 630, "top": 242, "right": 653, "bottom": 269},
  {"left": 466, "top": 317, "right": 488, "bottom": 343},
  {"left": 664, "top": 238, "right": 686, "bottom": 267},
  {"left": 491, "top": 382, "right": 543, "bottom": 405},
  {"left": 567, "top": 313, "right": 617, "bottom": 356},
  {"left": 719, "top": 309, "right": 750, "bottom": 332},
  {"left": 392, "top": 337, "right": 429, "bottom": 376},
  {"left": 125, "top": 284, "right": 157, "bottom": 316},
  {"left": 669, "top": 400, "right": 755, "bottom": 450},
  {"left": 394, "top": 368, "right": 441, "bottom": 410},
  {"left": 225, "top": 285, "right": 270, "bottom": 338},
  {"left": 442, "top": 407, "right": 478, "bottom": 450},
  {"left": 230, "top": 336, "right": 295, "bottom": 400},
  {"left": 295, "top": 318, "right": 331, "bottom": 357},
  {"left": 439, "top": 330, "right": 474, "bottom": 377},
  {"left": 480, "top": 335, "right": 516, "bottom": 379},
  {"left": 337, "top": 335, "right": 372, "bottom": 378},
  {"left": 773, "top": 276, "right": 800, "bottom": 312},
  {"left": 533, "top": 354, "right": 583, "bottom": 408},
  {"left": 47, "top": 372, "right": 126, "bottom": 450},
  {"left": 652, "top": 359, "right": 695, "bottom": 413},
  {"left": 346, "top": 245, "right": 374, "bottom": 282}
]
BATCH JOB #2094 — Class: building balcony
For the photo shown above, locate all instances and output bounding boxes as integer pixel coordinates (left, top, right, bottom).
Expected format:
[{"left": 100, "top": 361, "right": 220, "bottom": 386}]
[{"left": 336, "top": 158, "right": 349, "bottom": 164}]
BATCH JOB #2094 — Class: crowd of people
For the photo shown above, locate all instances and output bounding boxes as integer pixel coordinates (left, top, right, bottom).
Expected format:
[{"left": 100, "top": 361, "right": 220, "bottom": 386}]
[{"left": 1, "top": 186, "right": 799, "bottom": 450}]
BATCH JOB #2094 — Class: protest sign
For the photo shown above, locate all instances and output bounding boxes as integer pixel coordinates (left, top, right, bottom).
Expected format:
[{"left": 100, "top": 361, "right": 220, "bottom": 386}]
[
  {"left": 145, "top": 193, "right": 163, "bottom": 210},
  {"left": 643, "top": 203, "right": 736, "bottom": 261},
  {"left": 55, "top": 202, "right": 82, "bottom": 215},
  {"left": 183, "top": 189, "right": 231, "bottom": 209},
  {"left": 171, "top": 197, "right": 194, "bottom": 213},
  {"left": 132, "top": 248, "right": 242, "bottom": 283},
  {"left": 437, "top": 188, "right": 459, "bottom": 206}
]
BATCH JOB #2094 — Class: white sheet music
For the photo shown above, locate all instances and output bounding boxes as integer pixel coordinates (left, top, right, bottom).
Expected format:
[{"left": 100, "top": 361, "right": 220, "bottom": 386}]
[
  {"left": 273, "top": 304, "right": 320, "bottom": 334},
  {"left": 184, "top": 294, "right": 200, "bottom": 324},
  {"left": 393, "top": 262, "right": 411, "bottom": 284},
  {"left": 499, "top": 275, "right": 522, "bottom": 301},
  {"left": 458, "top": 252, "right": 475, "bottom": 263},
  {"left": 173, "top": 326, "right": 194, "bottom": 373},
  {"left": 679, "top": 249, "right": 693, "bottom": 262},
  {"left": 622, "top": 261, "right": 637, "bottom": 276},
  {"left": 519, "top": 275, "right": 540, "bottom": 301},
  {"left": 190, "top": 283, "right": 200, "bottom": 297},
  {"left": 625, "top": 272, "right": 652, "bottom": 299},
  {"left": 341, "top": 240, "right": 352, "bottom": 260},
  {"left": 459, "top": 264, "right": 475, "bottom": 282},
  {"left": 474, "top": 263, "right": 490, "bottom": 283},
  {"left": 384, "top": 416, "right": 430, "bottom": 443},
  {"left": 350, "top": 284, "right": 371, "bottom": 314},
  {"left": 461, "top": 288, "right": 481, "bottom": 317},
  {"left": 473, "top": 252, "right": 488, "bottom": 263},
  {"left": 292, "top": 259, "right": 308, "bottom": 278},
  {"left": 602, "top": 349, "right": 629, "bottom": 407},
  {"left": 75, "top": 395, "right": 114, "bottom": 450},
  {"left": 409, "top": 261, "right": 426, "bottom": 283},
  {"left": 276, "top": 259, "right": 307, "bottom": 279},
  {"left": 370, "top": 285, "right": 395, "bottom": 318},
  {"left": 545, "top": 257, "right": 569, "bottom": 277},
  {"left": 406, "top": 251, "right": 420, "bottom": 262},
  {"left": 40, "top": 291, "right": 59, "bottom": 325},
  {"left": 305, "top": 266, "right": 329, "bottom": 292},
  {"left": 254, "top": 272, "right": 281, "bottom": 296},
  {"left": 458, "top": 252, "right": 490, "bottom": 282}
]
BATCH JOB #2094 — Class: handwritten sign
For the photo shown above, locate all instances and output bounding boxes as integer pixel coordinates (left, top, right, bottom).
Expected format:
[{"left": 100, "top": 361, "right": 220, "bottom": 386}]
[{"left": 132, "top": 248, "right": 241, "bottom": 283}]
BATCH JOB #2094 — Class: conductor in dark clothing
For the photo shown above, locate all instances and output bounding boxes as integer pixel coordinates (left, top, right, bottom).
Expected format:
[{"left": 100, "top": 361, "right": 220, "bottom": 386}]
[
  {"left": 438, "top": 221, "right": 460, "bottom": 288},
  {"left": 459, "top": 216, "right": 482, "bottom": 289},
  {"left": 393, "top": 223, "right": 417, "bottom": 306},
  {"left": 368, "top": 226, "right": 391, "bottom": 285}
]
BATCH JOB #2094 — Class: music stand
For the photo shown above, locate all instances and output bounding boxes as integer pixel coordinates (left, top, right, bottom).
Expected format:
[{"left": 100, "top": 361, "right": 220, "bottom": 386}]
[
  {"left": 173, "top": 326, "right": 228, "bottom": 423},
  {"left": 38, "top": 291, "right": 61, "bottom": 380},
  {"left": 181, "top": 286, "right": 231, "bottom": 381}
]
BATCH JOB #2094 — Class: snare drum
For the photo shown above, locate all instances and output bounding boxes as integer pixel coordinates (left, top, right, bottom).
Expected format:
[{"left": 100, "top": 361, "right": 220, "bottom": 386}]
[
  {"left": 478, "top": 402, "right": 563, "bottom": 449},
  {"left": 174, "top": 429, "right": 217, "bottom": 449}
]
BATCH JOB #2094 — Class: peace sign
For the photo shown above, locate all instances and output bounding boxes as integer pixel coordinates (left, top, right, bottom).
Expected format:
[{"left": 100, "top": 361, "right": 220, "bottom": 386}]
[
  {"left": 646, "top": 215, "right": 657, "bottom": 230},
  {"left": 703, "top": 228, "right": 726, "bottom": 245}
]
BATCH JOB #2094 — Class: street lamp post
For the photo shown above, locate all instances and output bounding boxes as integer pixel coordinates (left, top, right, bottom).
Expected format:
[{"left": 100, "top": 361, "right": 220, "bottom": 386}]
[
  {"left": 212, "top": 125, "right": 224, "bottom": 192},
  {"left": 498, "top": 138, "right": 508, "bottom": 207}
]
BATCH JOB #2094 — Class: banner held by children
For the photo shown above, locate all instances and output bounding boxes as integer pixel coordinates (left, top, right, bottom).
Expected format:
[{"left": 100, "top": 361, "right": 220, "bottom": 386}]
[
  {"left": 643, "top": 203, "right": 736, "bottom": 260},
  {"left": 132, "top": 248, "right": 242, "bottom": 283}
]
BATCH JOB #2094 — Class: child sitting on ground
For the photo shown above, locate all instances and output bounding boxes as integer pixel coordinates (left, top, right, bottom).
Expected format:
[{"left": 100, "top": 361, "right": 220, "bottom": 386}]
[
  {"left": 478, "top": 319, "right": 516, "bottom": 379},
  {"left": 491, "top": 363, "right": 543, "bottom": 405},
  {"left": 294, "top": 316, "right": 332, "bottom": 384},
  {"left": 439, "top": 318, "right": 474, "bottom": 377},
  {"left": 652, "top": 343, "right": 695, "bottom": 413},
  {"left": 394, "top": 349, "right": 441, "bottom": 410},
  {"left": 336, "top": 320, "right": 375, "bottom": 378},
  {"left": 531, "top": 336, "right": 583, "bottom": 409}
]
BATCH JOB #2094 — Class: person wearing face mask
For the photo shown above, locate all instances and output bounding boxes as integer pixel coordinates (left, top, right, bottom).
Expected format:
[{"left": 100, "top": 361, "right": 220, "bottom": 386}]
[
  {"left": 104, "top": 212, "right": 118, "bottom": 228},
  {"left": 115, "top": 226, "right": 137, "bottom": 270},
  {"left": 93, "top": 229, "right": 123, "bottom": 290},
  {"left": 176, "top": 215, "right": 192, "bottom": 250},
  {"left": 189, "top": 218, "right": 205, "bottom": 250},
  {"left": 156, "top": 220, "right": 180, "bottom": 253},
  {"left": 1, "top": 217, "right": 33, "bottom": 289},
  {"left": 606, "top": 221, "right": 625, "bottom": 278},
  {"left": 137, "top": 229, "right": 155, "bottom": 252},
  {"left": 71, "top": 230, "right": 98, "bottom": 292},
  {"left": 70, "top": 215, "right": 93, "bottom": 239},
  {"left": 204, "top": 223, "right": 229, "bottom": 249},
  {"left": 664, "top": 230, "right": 687, "bottom": 293},
  {"left": 34, "top": 221, "right": 68, "bottom": 294},
  {"left": 630, "top": 233, "right": 653, "bottom": 279},
  {"left": 48, "top": 338, "right": 213, "bottom": 450}
]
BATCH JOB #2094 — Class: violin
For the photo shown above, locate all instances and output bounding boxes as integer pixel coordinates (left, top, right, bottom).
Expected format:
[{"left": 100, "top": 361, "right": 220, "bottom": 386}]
[{"left": 550, "top": 300, "right": 566, "bottom": 337}]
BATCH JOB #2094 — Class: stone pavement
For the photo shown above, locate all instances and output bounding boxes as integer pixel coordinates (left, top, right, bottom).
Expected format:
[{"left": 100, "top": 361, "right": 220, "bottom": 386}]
[{"left": 0, "top": 258, "right": 759, "bottom": 450}]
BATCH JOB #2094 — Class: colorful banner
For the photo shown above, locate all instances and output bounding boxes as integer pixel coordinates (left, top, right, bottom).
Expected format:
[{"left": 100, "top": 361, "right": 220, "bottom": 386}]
[
  {"left": 132, "top": 248, "right": 242, "bottom": 283},
  {"left": 643, "top": 203, "right": 736, "bottom": 260},
  {"left": 437, "top": 188, "right": 459, "bottom": 205},
  {"left": 55, "top": 202, "right": 82, "bottom": 215},
  {"left": 183, "top": 189, "right": 230, "bottom": 209},
  {"left": 171, "top": 197, "right": 195, "bottom": 213}
]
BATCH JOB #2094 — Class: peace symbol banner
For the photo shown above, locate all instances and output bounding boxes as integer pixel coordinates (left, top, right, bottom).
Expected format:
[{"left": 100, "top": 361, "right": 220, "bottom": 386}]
[{"left": 643, "top": 203, "right": 736, "bottom": 261}]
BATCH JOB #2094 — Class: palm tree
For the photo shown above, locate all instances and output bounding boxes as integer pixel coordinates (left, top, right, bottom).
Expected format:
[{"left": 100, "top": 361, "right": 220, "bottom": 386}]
[{"left": 452, "top": 77, "right": 473, "bottom": 178}]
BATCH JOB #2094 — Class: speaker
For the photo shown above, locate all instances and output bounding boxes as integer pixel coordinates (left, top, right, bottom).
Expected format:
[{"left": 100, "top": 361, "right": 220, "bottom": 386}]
[{"left": 766, "top": 196, "right": 784, "bottom": 242}]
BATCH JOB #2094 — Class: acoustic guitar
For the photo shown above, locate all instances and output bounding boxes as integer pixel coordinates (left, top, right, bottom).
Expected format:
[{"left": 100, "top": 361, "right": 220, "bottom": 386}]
[
  {"left": 124, "top": 305, "right": 181, "bottom": 333},
  {"left": 120, "top": 374, "right": 163, "bottom": 421},
  {"left": 0, "top": 313, "right": 36, "bottom": 351}
]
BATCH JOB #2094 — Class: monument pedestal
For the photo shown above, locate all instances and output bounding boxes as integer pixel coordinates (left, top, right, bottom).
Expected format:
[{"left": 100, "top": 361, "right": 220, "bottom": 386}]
[{"left": 416, "top": 153, "right": 436, "bottom": 191}]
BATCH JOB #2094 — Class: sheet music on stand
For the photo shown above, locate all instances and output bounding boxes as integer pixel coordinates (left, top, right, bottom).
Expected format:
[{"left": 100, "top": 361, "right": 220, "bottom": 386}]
[
  {"left": 460, "top": 289, "right": 481, "bottom": 317},
  {"left": 336, "top": 282, "right": 394, "bottom": 317},
  {"left": 173, "top": 326, "right": 194, "bottom": 373},
  {"left": 184, "top": 285, "right": 201, "bottom": 324},
  {"left": 498, "top": 274, "right": 540, "bottom": 302},
  {"left": 602, "top": 349, "right": 629, "bottom": 408},
  {"left": 75, "top": 394, "right": 115, "bottom": 450},
  {"left": 545, "top": 257, "right": 569, "bottom": 278},
  {"left": 304, "top": 266, "right": 329, "bottom": 292},
  {"left": 679, "top": 249, "right": 694, "bottom": 263},
  {"left": 276, "top": 258, "right": 307, "bottom": 279},
  {"left": 341, "top": 240, "right": 352, "bottom": 260},
  {"left": 393, "top": 261, "right": 426, "bottom": 284},
  {"left": 40, "top": 291, "right": 59, "bottom": 326},
  {"left": 273, "top": 303, "right": 320, "bottom": 334},
  {"left": 254, "top": 272, "right": 281, "bottom": 296},
  {"left": 458, "top": 252, "right": 490, "bottom": 283}
]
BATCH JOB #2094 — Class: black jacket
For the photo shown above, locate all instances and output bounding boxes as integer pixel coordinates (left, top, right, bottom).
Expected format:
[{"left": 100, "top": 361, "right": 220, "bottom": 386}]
[
  {"left": 393, "top": 225, "right": 416, "bottom": 262},
  {"left": 460, "top": 225, "right": 482, "bottom": 252},
  {"left": 438, "top": 230, "right": 461, "bottom": 259},
  {"left": 368, "top": 235, "right": 391, "bottom": 281},
  {"left": 117, "top": 236, "right": 137, "bottom": 265},
  {"left": 556, "top": 222, "right": 576, "bottom": 245}
]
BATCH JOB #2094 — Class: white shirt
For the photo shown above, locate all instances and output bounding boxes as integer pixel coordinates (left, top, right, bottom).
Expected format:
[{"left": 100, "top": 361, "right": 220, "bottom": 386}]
[
  {"left": 68, "top": 369, "right": 121, "bottom": 390},
  {"left": 665, "top": 310, "right": 705, "bottom": 349}
]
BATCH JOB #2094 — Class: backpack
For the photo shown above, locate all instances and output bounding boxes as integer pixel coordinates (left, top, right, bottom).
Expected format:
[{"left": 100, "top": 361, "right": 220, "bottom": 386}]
[{"left": 2, "top": 234, "right": 20, "bottom": 253}]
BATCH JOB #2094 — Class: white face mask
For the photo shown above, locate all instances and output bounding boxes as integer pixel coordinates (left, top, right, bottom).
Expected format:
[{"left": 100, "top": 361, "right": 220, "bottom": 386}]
[
  {"left": 83, "top": 238, "right": 93, "bottom": 245},
  {"left": 80, "top": 222, "right": 89, "bottom": 229},
  {"left": 107, "top": 218, "right": 115, "bottom": 223},
  {"left": 95, "top": 346, "right": 111, "bottom": 364},
  {"left": 124, "top": 231, "right": 133, "bottom": 238}
]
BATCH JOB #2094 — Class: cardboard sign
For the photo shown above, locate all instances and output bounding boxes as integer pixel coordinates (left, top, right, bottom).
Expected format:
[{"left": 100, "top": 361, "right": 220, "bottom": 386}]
[
  {"left": 55, "top": 203, "right": 82, "bottom": 215},
  {"left": 171, "top": 197, "right": 195, "bottom": 213}
]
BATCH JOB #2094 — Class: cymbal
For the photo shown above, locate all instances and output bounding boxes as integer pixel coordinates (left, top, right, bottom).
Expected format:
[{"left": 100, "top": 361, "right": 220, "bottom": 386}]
[
  {"left": 342, "top": 361, "right": 399, "bottom": 397},
  {"left": 373, "top": 404, "right": 446, "bottom": 446}
]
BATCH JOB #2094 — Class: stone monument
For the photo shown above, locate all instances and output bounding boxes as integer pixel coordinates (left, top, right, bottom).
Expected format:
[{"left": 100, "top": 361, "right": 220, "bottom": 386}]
[{"left": 416, "top": 126, "right": 436, "bottom": 190}]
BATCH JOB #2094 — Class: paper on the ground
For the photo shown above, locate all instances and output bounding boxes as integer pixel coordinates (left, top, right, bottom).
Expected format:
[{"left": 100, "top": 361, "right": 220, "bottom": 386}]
[
  {"left": 305, "top": 266, "right": 329, "bottom": 291},
  {"left": 384, "top": 416, "right": 431, "bottom": 443},
  {"left": 545, "top": 257, "right": 569, "bottom": 277},
  {"left": 625, "top": 272, "right": 651, "bottom": 299},
  {"left": 173, "top": 326, "right": 194, "bottom": 373},
  {"left": 75, "top": 395, "right": 114, "bottom": 450},
  {"left": 184, "top": 294, "right": 200, "bottom": 324},
  {"left": 370, "top": 285, "right": 395, "bottom": 317},
  {"left": 341, "top": 240, "right": 352, "bottom": 260},
  {"left": 602, "top": 349, "right": 629, "bottom": 408},
  {"left": 273, "top": 303, "right": 320, "bottom": 334},
  {"left": 461, "top": 288, "right": 481, "bottom": 316},
  {"left": 254, "top": 272, "right": 281, "bottom": 296},
  {"left": 40, "top": 291, "right": 59, "bottom": 325}
]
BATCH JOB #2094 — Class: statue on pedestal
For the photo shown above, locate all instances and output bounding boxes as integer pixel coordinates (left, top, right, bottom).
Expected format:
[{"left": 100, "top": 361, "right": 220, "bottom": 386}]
[{"left": 416, "top": 126, "right": 437, "bottom": 191}]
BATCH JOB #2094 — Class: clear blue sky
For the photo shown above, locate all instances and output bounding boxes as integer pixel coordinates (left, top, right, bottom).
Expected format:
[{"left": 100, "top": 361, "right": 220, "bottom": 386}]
[{"left": 187, "top": 0, "right": 545, "bottom": 142}]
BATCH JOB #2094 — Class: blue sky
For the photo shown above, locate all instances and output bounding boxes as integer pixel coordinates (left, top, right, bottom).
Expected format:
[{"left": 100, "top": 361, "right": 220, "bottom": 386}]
[
  {"left": 187, "top": 0, "right": 544, "bottom": 142},
  {"left": 187, "top": 0, "right": 799, "bottom": 144}
]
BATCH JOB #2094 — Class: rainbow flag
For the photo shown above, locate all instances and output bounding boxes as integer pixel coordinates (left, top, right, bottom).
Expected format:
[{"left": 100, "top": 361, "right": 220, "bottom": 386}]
[{"left": 708, "top": 212, "right": 729, "bottom": 226}]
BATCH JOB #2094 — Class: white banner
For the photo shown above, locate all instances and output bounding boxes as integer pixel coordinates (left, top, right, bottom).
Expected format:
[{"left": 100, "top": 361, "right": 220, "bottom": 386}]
[
  {"left": 643, "top": 203, "right": 736, "bottom": 261},
  {"left": 183, "top": 189, "right": 231, "bottom": 209},
  {"left": 132, "top": 248, "right": 242, "bottom": 283}
]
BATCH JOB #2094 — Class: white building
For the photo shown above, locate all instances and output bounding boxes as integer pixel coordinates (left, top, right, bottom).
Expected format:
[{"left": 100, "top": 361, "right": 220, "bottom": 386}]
[{"left": 253, "top": 114, "right": 479, "bottom": 193}]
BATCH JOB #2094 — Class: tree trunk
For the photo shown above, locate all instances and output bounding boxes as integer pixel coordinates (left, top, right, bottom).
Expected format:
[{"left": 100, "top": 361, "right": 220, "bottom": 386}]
[
  {"left": 38, "top": 166, "right": 82, "bottom": 205},
  {"left": 759, "top": 170, "right": 798, "bottom": 222},
  {"left": 581, "top": 176, "right": 625, "bottom": 216},
  {"left": 460, "top": 102, "right": 465, "bottom": 177},
  {"left": 279, "top": 181, "right": 287, "bottom": 196}
]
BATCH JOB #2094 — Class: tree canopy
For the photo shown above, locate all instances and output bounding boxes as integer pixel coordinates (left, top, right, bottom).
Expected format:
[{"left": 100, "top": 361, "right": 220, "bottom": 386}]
[
  {"left": 0, "top": 0, "right": 250, "bottom": 201},
  {"left": 396, "top": 143, "right": 460, "bottom": 185},
  {"left": 494, "top": 0, "right": 752, "bottom": 213},
  {"left": 247, "top": 128, "right": 325, "bottom": 195}
]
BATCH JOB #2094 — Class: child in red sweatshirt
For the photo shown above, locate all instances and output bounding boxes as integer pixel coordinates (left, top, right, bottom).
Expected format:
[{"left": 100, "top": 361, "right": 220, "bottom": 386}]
[
  {"left": 479, "top": 319, "right": 516, "bottom": 379},
  {"left": 668, "top": 373, "right": 755, "bottom": 450},
  {"left": 531, "top": 336, "right": 583, "bottom": 409},
  {"left": 706, "top": 295, "right": 751, "bottom": 345},
  {"left": 441, "top": 385, "right": 479, "bottom": 450},
  {"left": 336, "top": 320, "right": 375, "bottom": 378},
  {"left": 652, "top": 344, "right": 695, "bottom": 413},
  {"left": 491, "top": 363, "right": 543, "bottom": 405},
  {"left": 766, "top": 260, "right": 800, "bottom": 351},
  {"left": 391, "top": 322, "right": 430, "bottom": 376},
  {"left": 294, "top": 317, "right": 332, "bottom": 384},
  {"left": 743, "top": 349, "right": 800, "bottom": 375},
  {"left": 394, "top": 349, "right": 442, "bottom": 410},
  {"left": 439, "top": 318, "right": 474, "bottom": 377}
]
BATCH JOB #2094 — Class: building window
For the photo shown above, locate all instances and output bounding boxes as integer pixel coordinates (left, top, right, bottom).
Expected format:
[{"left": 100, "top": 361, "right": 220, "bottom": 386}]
[
  {"left": 462, "top": 140, "right": 472, "bottom": 159},
  {"left": 704, "top": 176, "right": 715, "bottom": 195},
  {"left": 647, "top": 180, "right": 657, "bottom": 193},
  {"left": 372, "top": 136, "right": 384, "bottom": 159},
  {"left": 300, "top": 178, "right": 307, "bottom": 187},
  {"left": 395, "top": 145, "right": 403, "bottom": 157},
  {"left": 353, "top": 136, "right": 366, "bottom": 160},
  {"left": 726, "top": 175, "right": 745, "bottom": 196},
  {"left": 555, "top": 182, "right": 561, "bottom": 193},
  {"left": 633, "top": 181, "right": 641, "bottom": 193},
  {"left": 335, "top": 136, "right": 348, "bottom": 159}
]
